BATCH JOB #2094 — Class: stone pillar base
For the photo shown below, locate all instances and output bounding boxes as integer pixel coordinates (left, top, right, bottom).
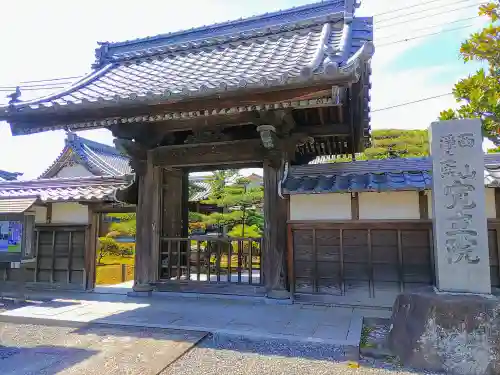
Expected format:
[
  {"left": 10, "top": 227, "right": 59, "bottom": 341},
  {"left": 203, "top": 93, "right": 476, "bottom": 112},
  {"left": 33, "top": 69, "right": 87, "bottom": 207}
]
[
  {"left": 132, "top": 283, "right": 154, "bottom": 293},
  {"left": 389, "top": 287, "right": 500, "bottom": 375},
  {"left": 266, "top": 289, "right": 292, "bottom": 303}
]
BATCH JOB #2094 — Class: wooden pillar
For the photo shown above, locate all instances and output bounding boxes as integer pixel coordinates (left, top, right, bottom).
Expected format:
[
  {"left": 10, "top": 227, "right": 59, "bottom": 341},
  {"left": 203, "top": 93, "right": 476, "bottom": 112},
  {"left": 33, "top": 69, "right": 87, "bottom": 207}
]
[
  {"left": 161, "top": 168, "right": 186, "bottom": 278},
  {"left": 263, "top": 158, "right": 289, "bottom": 299},
  {"left": 133, "top": 156, "right": 161, "bottom": 292}
]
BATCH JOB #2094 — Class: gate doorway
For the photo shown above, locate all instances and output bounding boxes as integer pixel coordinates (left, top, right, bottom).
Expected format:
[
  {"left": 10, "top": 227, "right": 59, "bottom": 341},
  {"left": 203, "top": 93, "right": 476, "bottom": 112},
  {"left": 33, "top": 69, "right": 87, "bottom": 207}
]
[
  {"left": 92, "top": 206, "right": 136, "bottom": 293},
  {"left": 156, "top": 169, "right": 264, "bottom": 294}
]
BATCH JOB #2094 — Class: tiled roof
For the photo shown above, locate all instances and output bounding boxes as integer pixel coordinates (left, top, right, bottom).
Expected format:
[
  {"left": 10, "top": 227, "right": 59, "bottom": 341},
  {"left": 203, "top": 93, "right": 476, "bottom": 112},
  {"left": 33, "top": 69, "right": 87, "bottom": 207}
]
[
  {"left": 3, "top": 0, "right": 373, "bottom": 120},
  {"left": 283, "top": 154, "right": 500, "bottom": 194},
  {"left": 0, "top": 197, "right": 38, "bottom": 214},
  {"left": 0, "top": 175, "right": 134, "bottom": 202},
  {"left": 39, "top": 132, "right": 132, "bottom": 178},
  {"left": 0, "top": 170, "right": 22, "bottom": 181}
]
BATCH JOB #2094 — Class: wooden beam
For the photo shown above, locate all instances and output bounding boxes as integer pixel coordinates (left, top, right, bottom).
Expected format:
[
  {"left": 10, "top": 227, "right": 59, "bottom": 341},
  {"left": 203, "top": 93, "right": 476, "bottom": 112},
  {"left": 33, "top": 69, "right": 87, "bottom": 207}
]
[
  {"left": 293, "top": 123, "right": 351, "bottom": 137},
  {"left": 495, "top": 188, "right": 500, "bottom": 219},
  {"left": 13, "top": 84, "right": 336, "bottom": 127},
  {"left": 351, "top": 192, "right": 359, "bottom": 220},
  {"left": 133, "top": 157, "right": 156, "bottom": 292},
  {"left": 46, "top": 203, "right": 52, "bottom": 224},
  {"left": 419, "top": 191, "right": 429, "bottom": 220},
  {"left": 263, "top": 158, "right": 289, "bottom": 299},
  {"left": 150, "top": 139, "right": 266, "bottom": 168}
]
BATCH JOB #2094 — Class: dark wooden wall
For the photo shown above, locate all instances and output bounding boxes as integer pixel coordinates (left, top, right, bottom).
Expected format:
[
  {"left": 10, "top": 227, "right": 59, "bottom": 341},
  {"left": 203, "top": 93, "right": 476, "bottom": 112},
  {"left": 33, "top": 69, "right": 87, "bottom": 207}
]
[
  {"left": 1, "top": 225, "right": 88, "bottom": 290},
  {"left": 288, "top": 220, "right": 500, "bottom": 305}
]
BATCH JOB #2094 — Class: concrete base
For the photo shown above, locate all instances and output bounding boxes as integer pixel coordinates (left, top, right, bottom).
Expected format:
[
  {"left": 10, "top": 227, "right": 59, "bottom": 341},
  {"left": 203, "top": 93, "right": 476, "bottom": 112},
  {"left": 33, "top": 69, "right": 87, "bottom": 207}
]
[
  {"left": 266, "top": 289, "right": 291, "bottom": 300},
  {"left": 389, "top": 287, "right": 500, "bottom": 375},
  {"left": 132, "top": 283, "right": 154, "bottom": 293}
]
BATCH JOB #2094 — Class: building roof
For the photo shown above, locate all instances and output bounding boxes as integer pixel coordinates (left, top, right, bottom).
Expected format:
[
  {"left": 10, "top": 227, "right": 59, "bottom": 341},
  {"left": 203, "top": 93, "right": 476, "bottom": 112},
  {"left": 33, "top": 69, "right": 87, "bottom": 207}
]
[
  {"left": 39, "top": 132, "right": 132, "bottom": 178},
  {"left": 0, "top": 170, "right": 22, "bottom": 181},
  {"left": 0, "top": 175, "right": 134, "bottom": 202},
  {"left": 2, "top": 0, "right": 373, "bottom": 135},
  {"left": 283, "top": 154, "right": 500, "bottom": 194}
]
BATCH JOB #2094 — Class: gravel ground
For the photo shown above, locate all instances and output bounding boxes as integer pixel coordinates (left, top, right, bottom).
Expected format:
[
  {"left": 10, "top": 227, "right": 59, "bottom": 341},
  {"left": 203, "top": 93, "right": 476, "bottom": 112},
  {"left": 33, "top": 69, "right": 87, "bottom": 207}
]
[{"left": 162, "top": 336, "right": 441, "bottom": 375}]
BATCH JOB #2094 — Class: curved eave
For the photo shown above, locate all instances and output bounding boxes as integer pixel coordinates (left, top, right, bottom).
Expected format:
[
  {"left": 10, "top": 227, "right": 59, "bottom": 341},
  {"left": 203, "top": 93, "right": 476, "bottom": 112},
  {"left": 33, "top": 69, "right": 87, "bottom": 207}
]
[{"left": 2, "top": 42, "right": 373, "bottom": 121}]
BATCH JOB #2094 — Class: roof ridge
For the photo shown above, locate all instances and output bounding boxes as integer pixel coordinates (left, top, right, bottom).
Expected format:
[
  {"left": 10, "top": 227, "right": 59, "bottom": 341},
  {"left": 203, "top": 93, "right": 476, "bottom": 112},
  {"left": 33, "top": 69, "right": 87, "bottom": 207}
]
[
  {"left": 0, "top": 174, "right": 133, "bottom": 189},
  {"left": 94, "top": 0, "right": 350, "bottom": 66}
]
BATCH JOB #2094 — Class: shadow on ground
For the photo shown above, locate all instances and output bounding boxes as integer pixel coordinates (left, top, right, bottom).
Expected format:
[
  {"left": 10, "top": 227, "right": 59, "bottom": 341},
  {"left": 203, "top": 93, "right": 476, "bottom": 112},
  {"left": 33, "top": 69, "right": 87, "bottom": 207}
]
[{"left": 0, "top": 344, "right": 98, "bottom": 375}]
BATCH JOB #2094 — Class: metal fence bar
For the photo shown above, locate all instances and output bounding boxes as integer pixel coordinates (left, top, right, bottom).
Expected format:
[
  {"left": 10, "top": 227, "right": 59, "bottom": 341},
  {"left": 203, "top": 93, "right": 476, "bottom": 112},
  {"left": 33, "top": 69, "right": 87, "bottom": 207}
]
[
  {"left": 248, "top": 239, "right": 253, "bottom": 285},
  {"left": 237, "top": 240, "right": 242, "bottom": 283},
  {"left": 227, "top": 240, "right": 232, "bottom": 283},
  {"left": 197, "top": 240, "right": 201, "bottom": 281},
  {"left": 176, "top": 240, "right": 181, "bottom": 280},
  {"left": 159, "top": 236, "right": 263, "bottom": 286}
]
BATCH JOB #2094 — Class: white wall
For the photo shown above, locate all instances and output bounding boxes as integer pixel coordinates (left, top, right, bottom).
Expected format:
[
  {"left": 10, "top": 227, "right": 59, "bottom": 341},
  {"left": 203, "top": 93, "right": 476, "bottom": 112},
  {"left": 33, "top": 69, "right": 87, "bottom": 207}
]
[
  {"left": 359, "top": 191, "right": 420, "bottom": 220},
  {"left": 427, "top": 188, "right": 496, "bottom": 219},
  {"left": 290, "top": 193, "right": 351, "bottom": 220},
  {"left": 55, "top": 164, "right": 93, "bottom": 178},
  {"left": 34, "top": 206, "right": 47, "bottom": 224},
  {"left": 51, "top": 202, "right": 89, "bottom": 224}
]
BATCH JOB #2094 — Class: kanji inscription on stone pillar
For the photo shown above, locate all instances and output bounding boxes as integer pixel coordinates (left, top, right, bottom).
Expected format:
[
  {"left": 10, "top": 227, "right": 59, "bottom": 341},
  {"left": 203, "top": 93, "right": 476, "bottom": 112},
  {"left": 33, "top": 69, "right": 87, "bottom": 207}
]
[{"left": 429, "top": 119, "right": 491, "bottom": 294}]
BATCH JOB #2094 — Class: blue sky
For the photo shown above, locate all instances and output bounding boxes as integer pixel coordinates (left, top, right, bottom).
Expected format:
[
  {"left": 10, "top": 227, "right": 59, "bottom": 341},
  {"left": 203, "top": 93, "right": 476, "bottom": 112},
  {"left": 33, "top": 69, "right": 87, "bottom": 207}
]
[{"left": 0, "top": 0, "right": 488, "bottom": 179}]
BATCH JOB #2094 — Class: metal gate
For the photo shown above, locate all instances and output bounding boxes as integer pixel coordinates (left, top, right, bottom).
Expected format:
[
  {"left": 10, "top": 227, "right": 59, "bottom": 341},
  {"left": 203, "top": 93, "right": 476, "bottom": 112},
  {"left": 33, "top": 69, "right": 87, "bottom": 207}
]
[{"left": 157, "top": 236, "right": 263, "bottom": 293}]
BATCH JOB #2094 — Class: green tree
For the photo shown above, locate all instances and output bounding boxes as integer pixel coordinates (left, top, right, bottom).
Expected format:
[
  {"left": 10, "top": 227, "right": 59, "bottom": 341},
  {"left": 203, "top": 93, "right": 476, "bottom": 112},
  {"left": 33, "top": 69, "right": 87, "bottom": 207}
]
[
  {"left": 439, "top": 2, "right": 500, "bottom": 145},
  {"left": 328, "top": 129, "right": 429, "bottom": 162},
  {"left": 202, "top": 172, "right": 264, "bottom": 236}
]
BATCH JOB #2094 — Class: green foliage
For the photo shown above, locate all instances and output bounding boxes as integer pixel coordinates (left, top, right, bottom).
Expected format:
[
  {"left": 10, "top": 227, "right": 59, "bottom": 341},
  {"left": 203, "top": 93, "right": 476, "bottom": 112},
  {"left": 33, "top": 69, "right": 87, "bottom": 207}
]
[
  {"left": 200, "top": 170, "right": 264, "bottom": 236},
  {"left": 439, "top": 2, "right": 500, "bottom": 145},
  {"left": 97, "top": 236, "right": 134, "bottom": 264},
  {"left": 105, "top": 213, "right": 137, "bottom": 236},
  {"left": 488, "top": 146, "right": 500, "bottom": 153},
  {"left": 228, "top": 224, "right": 261, "bottom": 238},
  {"left": 329, "top": 129, "right": 429, "bottom": 162}
]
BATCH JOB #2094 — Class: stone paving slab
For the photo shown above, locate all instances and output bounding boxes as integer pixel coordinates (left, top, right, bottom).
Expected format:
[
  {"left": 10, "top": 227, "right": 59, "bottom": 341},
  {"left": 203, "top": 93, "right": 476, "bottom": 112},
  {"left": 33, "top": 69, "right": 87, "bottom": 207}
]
[
  {"left": 0, "top": 322, "right": 206, "bottom": 375},
  {"left": 0, "top": 293, "right": 389, "bottom": 356}
]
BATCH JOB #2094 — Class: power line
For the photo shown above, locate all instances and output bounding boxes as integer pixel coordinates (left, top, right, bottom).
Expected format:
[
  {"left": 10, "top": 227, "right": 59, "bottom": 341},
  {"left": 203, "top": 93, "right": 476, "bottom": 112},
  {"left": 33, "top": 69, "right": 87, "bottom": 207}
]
[
  {"left": 377, "top": 23, "right": 476, "bottom": 47},
  {"left": 18, "top": 75, "right": 83, "bottom": 85},
  {"left": 377, "top": 2, "right": 484, "bottom": 29},
  {"left": 373, "top": 0, "right": 464, "bottom": 17},
  {"left": 0, "top": 1, "right": 486, "bottom": 91},
  {"left": 371, "top": 93, "right": 453, "bottom": 112},
  {"left": 377, "top": 15, "right": 481, "bottom": 41},
  {"left": 0, "top": 86, "right": 66, "bottom": 92}
]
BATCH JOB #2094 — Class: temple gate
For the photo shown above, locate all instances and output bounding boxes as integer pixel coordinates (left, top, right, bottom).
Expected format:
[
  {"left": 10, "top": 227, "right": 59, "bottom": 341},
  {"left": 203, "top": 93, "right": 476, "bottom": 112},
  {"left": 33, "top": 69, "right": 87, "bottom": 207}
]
[{"left": 0, "top": 0, "right": 373, "bottom": 299}]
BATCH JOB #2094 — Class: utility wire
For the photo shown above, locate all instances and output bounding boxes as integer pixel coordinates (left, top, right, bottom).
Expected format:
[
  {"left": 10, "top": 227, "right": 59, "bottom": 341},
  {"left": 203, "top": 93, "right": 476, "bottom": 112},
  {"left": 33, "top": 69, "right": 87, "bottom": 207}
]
[
  {"left": 0, "top": 1, "right": 486, "bottom": 91},
  {"left": 373, "top": 0, "right": 467, "bottom": 17},
  {"left": 377, "top": 23, "right": 477, "bottom": 47},
  {"left": 376, "top": 15, "right": 481, "bottom": 41},
  {"left": 377, "top": 2, "right": 484, "bottom": 29},
  {"left": 371, "top": 93, "right": 453, "bottom": 112}
]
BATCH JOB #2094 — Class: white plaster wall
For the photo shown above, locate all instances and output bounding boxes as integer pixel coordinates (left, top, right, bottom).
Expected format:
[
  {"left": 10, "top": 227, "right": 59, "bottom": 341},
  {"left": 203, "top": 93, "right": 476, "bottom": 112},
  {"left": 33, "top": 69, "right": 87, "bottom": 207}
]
[
  {"left": 51, "top": 202, "right": 89, "bottom": 224},
  {"left": 359, "top": 191, "right": 420, "bottom": 220},
  {"left": 290, "top": 194, "right": 351, "bottom": 220},
  {"left": 34, "top": 206, "right": 47, "bottom": 224},
  {"left": 55, "top": 164, "right": 94, "bottom": 178},
  {"left": 427, "top": 188, "right": 496, "bottom": 219}
]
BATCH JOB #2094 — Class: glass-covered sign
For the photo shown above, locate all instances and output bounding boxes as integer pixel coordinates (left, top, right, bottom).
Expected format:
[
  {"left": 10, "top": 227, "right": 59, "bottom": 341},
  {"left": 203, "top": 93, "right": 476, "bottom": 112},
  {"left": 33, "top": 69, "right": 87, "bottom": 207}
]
[{"left": 0, "top": 221, "right": 23, "bottom": 254}]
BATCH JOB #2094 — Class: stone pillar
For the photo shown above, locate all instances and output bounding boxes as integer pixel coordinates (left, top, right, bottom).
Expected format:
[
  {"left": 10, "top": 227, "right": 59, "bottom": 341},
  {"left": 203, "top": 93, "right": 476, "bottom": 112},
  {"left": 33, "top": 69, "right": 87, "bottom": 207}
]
[
  {"left": 263, "top": 158, "right": 289, "bottom": 300},
  {"left": 429, "top": 119, "right": 491, "bottom": 294}
]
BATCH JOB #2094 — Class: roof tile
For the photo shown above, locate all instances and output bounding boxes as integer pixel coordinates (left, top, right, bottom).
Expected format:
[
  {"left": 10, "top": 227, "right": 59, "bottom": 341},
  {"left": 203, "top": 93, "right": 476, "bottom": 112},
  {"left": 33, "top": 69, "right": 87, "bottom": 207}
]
[{"left": 284, "top": 155, "right": 500, "bottom": 194}]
